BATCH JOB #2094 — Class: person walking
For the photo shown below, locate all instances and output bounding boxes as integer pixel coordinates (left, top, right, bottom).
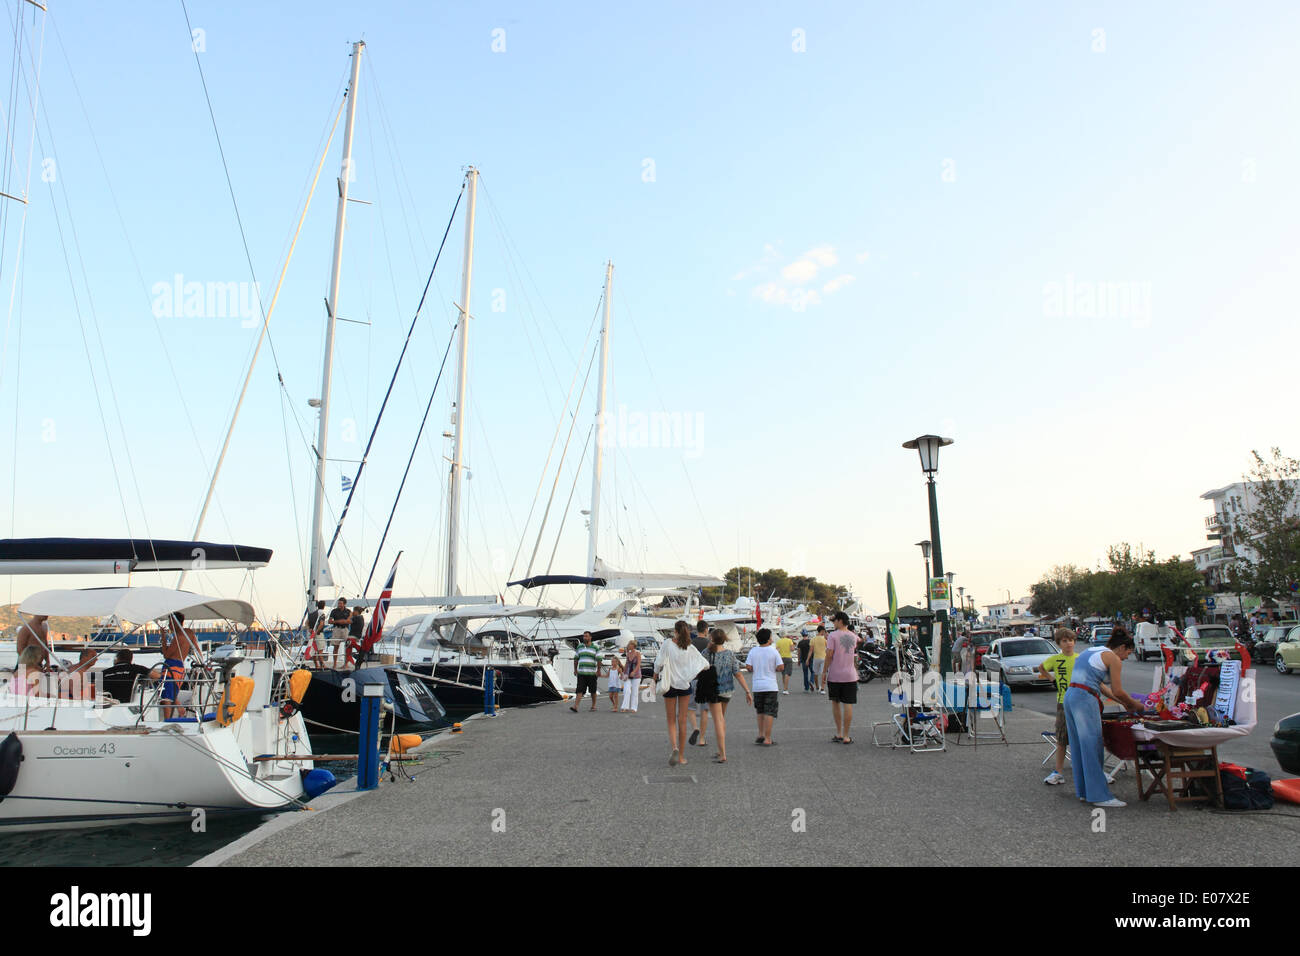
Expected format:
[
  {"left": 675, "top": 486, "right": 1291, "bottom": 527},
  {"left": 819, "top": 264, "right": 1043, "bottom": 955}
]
[
  {"left": 811, "top": 624, "right": 828, "bottom": 693},
  {"left": 743, "top": 628, "right": 783, "bottom": 746},
  {"left": 798, "top": 630, "right": 815, "bottom": 692},
  {"left": 1062, "top": 627, "right": 1144, "bottom": 807},
  {"left": 686, "top": 620, "right": 711, "bottom": 745},
  {"left": 605, "top": 651, "right": 624, "bottom": 712},
  {"left": 620, "top": 639, "right": 642, "bottom": 712},
  {"left": 653, "top": 621, "right": 708, "bottom": 766},
  {"left": 570, "top": 631, "right": 601, "bottom": 712},
  {"left": 775, "top": 631, "right": 795, "bottom": 694},
  {"left": 825, "top": 611, "right": 861, "bottom": 744},
  {"left": 702, "top": 628, "right": 750, "bottom": 762}
]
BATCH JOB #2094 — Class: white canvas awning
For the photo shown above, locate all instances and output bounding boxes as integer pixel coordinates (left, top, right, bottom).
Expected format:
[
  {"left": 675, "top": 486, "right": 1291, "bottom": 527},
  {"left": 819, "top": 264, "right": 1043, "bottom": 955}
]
[
  {"left": 428, "top": 604, "right": 560, "bottom": 625},
  {"left": 19, "top": 586, "right": 256, "bottom": 626},
  {"left": 593, "top": 557, "right": 724, "bottom": 591}
]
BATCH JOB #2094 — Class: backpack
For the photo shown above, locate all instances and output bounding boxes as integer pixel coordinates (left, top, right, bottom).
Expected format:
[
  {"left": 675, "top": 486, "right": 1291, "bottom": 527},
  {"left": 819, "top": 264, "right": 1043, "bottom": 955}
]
[{"left": 1217, "top": 763, "right": 1274, "bottom": 811}]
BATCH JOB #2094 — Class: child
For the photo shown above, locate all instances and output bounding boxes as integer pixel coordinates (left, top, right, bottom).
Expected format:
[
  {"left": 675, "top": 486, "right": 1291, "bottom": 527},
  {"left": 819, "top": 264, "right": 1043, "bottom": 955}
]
[
  {"left": 1037, "top": 627, "right": 1079, "bottom": 785},
  {"left": 743, "top": 628, "right": 784, "bottom": 745},
  {"left": 605, "top": 653, "right": 624, "bottom": 712}
]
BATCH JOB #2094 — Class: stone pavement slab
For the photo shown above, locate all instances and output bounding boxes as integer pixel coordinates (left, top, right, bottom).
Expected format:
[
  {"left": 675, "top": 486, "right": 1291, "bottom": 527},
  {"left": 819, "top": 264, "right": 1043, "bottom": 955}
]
[{"left": 212, "top": 687, "right": 1300, "bottom": 867}]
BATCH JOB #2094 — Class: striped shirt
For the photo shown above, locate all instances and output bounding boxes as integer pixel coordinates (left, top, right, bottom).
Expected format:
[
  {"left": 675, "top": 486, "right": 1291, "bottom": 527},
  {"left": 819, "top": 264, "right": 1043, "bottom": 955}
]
[{"left": 574, "top": 643, "right": 601, "bottom": 676}]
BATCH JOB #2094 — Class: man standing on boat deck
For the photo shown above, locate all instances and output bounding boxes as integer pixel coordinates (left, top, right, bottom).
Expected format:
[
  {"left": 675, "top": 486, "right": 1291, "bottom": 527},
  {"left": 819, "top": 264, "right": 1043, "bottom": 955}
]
[
  {"left": 15, "top": 614, "right": 51, "bottom": 670},
  {"left": 570, "top": 631, "right": 600, "bottom": 712},
  {"left": 159, "top": 612, "right": 200, "bottom": 719},
  {"left": 328, "top": 598, "right": 351, "bottom": 669}
]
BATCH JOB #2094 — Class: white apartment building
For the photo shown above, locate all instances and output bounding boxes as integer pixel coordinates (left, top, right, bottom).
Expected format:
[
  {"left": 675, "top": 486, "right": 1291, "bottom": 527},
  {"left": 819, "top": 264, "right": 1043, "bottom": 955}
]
[{"left": 984, "top": 598, "right": 1031, "bottom": 623}]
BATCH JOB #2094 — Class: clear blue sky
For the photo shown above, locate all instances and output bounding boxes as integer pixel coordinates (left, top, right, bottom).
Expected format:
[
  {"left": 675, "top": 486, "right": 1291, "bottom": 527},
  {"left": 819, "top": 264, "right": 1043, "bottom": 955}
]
[{"left": 0, "top": 1, "right": 1296, "bottom": 620}]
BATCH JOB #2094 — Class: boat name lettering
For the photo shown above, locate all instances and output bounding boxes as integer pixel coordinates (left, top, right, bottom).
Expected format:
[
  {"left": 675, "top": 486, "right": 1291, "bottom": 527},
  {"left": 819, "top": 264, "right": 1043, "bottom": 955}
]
[{"left": 52, "top": 743, "right": 116, "bottom": 756}]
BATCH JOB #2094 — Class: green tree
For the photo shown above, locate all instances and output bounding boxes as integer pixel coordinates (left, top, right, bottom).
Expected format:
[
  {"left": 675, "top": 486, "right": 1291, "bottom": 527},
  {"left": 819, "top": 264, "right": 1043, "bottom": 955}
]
[
  {"left": 1229, "top": 448, "right": 1300, "bottom": 601},
  {"left": 1028, "top": 564, "right": 1088, "bottom": 618}
]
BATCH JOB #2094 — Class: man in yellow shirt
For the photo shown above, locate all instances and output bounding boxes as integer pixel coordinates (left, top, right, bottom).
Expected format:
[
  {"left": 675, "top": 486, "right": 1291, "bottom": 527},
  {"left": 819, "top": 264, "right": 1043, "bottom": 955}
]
[
  {"left": 811, "top": 625, "right": 828, "bottom": 694},
  {"left": 774, "top": 633, "right": 795, "bottom": 694}
]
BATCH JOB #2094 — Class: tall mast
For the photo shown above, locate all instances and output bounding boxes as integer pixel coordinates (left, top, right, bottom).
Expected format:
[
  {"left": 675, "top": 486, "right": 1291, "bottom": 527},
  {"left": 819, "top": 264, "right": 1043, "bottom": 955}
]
[
  {"left": 306, "top": 40, "right": 364, "bottom": 607},
  {"left": 445, "top": 167, "right": 478, "bottom": 598},
  {"left": 585, "top": 260, "right": 613, "bottom": 609}
]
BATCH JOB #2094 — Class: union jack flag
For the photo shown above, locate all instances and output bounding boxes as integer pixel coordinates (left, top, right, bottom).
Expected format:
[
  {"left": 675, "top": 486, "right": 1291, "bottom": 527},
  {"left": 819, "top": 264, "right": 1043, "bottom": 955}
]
[{"left": 362, "top": 552, "right": 401, "bottom": 654}]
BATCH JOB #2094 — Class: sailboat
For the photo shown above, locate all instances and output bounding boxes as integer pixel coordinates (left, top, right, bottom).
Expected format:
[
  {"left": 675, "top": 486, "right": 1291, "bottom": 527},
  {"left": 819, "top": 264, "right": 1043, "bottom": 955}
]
[
  {"left": 279, "top": 42, "right": 450, "bottom": 734},
  {"left": 494, "top": 263, "right": 727, "bottom": 689},
  {"left": 370, "top": 168, "right": 568, "bottom": 711},
  {"left": 0, "top": 544, "right": 322, "bottom": 832}
]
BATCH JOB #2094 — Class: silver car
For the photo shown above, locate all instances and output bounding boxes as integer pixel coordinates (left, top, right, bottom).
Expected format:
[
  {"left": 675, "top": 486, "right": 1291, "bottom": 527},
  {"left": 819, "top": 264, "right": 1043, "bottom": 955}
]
[{"left": 981, "top": 637, "right": 1059, "bottom": 687}]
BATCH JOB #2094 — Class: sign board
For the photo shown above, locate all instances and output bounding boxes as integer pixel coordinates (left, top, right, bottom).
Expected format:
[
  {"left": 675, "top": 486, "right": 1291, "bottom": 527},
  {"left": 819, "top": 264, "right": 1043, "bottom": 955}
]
[
  {"left": 1206, "top": 597, "right": 1216, "bottom": 610},
  {"left": 929, "top": 578, "right": 951, "bottom": 612}
]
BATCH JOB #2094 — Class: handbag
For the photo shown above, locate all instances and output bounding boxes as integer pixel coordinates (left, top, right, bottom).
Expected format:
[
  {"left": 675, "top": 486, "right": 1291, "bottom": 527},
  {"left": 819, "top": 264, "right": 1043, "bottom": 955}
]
[{"left": 694, "top": 649, "right": 718, "bottom": 699}]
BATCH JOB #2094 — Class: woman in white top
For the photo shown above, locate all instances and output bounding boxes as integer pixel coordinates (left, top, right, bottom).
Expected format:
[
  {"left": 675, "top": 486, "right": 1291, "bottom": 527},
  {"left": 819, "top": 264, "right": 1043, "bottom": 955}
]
[
  {"left": 620, "top": 640, "right": 642, "bottom": 713},
  {"left": 653, "top": 621, "right": 708, "bottom": 767}
]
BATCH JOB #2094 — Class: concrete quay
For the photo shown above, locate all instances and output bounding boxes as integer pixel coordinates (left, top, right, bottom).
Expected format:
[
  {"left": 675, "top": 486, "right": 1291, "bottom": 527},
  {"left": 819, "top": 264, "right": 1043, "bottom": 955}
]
[{"left": 204, "top": 684, "right": 1300, "bottom": 867}]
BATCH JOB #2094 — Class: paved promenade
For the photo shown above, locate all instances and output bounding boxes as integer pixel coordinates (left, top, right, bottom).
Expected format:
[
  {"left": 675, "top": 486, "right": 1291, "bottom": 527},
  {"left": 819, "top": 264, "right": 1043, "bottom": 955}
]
[{"left": 208, "top": 685, "right": 1300, "bottom": 867}]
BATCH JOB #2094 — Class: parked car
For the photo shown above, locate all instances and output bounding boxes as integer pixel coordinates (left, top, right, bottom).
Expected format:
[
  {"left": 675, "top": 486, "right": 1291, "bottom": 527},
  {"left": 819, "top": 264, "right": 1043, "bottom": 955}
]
[
  {"left": 952, "top": 629, "right": 999, "bottom": 670},
  {"left": 1275, "top": 626, "right": 1300, "bottom": 675},
  {"left": 1271, "top": 712, "right": 1300, "bottom": 773},
  {"left": 1252, "top": 622, "right": 1298, "bottom": 665},
  {"left": 1134, "top": 621, "right": 1178, "bottom": 661},
  {"left": 981, "top": 637, "right": 1058, "bottom": 687},
  {"left": 1087, "top": 624, "right": 1113, "bottom": 648},
  {"left": 1180, "top": 624, "right": 1242, "bottom": 662}
]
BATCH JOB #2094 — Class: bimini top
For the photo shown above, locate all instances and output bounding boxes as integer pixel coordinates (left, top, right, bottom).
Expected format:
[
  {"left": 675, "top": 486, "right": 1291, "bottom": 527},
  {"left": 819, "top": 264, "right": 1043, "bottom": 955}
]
[
  {"left": 507, "top": 575, "right": 606, "bottom": 590},
  {"left": 0, "top": 537, "right": 272, "bottom": 574},
  {"left": 19, "top": 587, "right": 256, "bottom": 626}
]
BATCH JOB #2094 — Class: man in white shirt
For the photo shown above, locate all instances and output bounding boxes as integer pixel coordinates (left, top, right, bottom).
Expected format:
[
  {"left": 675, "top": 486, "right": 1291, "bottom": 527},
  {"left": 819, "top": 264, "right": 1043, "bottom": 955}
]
[{"left": 743, "top": 628, "right": 784, "bottom": 745}]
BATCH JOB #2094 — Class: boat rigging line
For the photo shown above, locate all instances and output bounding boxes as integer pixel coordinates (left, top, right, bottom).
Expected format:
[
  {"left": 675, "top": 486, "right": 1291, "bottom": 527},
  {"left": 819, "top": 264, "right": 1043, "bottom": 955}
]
[
  {"left": 325, "top": 183, "right": 465, "bottom": 562},
  {"left": 361, "top": 320, "right": 458, "bottom": 596}
]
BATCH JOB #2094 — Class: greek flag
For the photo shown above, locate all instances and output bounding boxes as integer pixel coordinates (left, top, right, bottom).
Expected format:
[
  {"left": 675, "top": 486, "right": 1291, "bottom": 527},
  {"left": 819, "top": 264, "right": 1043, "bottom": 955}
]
[{"left": 341, "top": 474, "right": 353, "bottom": 493}]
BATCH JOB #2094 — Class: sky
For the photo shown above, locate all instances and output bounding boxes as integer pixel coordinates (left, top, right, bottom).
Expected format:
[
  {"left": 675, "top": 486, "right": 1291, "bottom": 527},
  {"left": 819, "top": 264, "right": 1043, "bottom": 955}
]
[{"left": 0, "top": 0, "right": 1296, "bottom": 622}]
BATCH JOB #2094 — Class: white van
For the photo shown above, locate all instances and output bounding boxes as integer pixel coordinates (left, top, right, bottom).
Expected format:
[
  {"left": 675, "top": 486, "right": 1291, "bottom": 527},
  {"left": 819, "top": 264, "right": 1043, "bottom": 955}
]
[{"left": 1134, "top": 621, "right": 1174, "bottom": 661}]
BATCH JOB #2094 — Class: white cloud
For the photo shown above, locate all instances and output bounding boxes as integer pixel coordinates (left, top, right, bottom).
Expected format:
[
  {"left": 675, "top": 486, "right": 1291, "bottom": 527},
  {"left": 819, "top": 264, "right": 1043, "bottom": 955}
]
[
  {"left": 739, "top": 243, "right": 844, "bottom": 311},
  {"left": 856, "top": 251, "right": 871, "bottom": 262},
  {"left": 752, "top": 282, "right": 788, "bottom": 304},
  {"left": 781, "top": 259, "right": 819, "bottom": 282},
  {"left": 805, "top": 245, "right": 838, "bottom": 268}
]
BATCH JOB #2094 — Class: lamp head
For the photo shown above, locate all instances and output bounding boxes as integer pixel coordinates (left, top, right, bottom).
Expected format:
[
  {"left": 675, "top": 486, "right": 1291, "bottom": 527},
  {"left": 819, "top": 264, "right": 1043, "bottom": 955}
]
[
  {"left": 915, "top": 539, "right": 931, "bottom": 560},
  {"left": 902, "top": 434, "right": 953, "bottom": 475}
]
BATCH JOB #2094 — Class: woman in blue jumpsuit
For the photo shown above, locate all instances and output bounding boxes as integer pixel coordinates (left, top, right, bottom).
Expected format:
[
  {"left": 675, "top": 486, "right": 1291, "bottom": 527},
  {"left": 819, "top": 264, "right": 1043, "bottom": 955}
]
[{"left": 1062, "top": 627, "right": 1144, "bottom": 807}]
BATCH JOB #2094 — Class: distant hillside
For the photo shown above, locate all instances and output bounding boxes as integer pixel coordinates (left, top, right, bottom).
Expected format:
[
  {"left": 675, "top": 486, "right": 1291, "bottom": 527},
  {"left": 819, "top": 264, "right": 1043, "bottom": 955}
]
[{"left": 0, "top": 604, "right": 102, "bottom": 641}]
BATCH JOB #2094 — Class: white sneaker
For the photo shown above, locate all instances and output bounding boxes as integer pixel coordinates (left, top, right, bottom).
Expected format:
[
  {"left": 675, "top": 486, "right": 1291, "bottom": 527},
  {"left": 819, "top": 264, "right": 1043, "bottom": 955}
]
[
  {"left": 1043, "top": 771, "right": 1065, "bottom": 785},
  {"left": 782, "top": 690, "right": 789, "bottom": 695},
  {"left": 1092, "top": 798, "right": 1126, "bottom": 808},
  {"left": 819, "top": 689, "right": 826, "bottom": 694}
]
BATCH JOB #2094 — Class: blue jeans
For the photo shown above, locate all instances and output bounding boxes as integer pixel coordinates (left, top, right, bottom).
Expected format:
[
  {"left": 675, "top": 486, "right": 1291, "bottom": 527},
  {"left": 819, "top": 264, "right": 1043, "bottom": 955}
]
[
  {"left": 1062, "top": 686, "right": 1114, "bottom": 803},
  {"left": 802, "top": 662, "right": 815, "bottom": 691}
]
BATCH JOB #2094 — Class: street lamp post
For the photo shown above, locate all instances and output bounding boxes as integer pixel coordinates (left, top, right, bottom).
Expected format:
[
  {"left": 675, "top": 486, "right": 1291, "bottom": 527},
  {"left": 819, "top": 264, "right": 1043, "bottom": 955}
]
[
  {"left": 903, "top": 434, "right": 953, "bottom": 675},
  {"left": 916, "top": 540, "right": 932, "bottom": 611},
  {"left": 957, "top": 585, "right": 965, "bottom": 626}
]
